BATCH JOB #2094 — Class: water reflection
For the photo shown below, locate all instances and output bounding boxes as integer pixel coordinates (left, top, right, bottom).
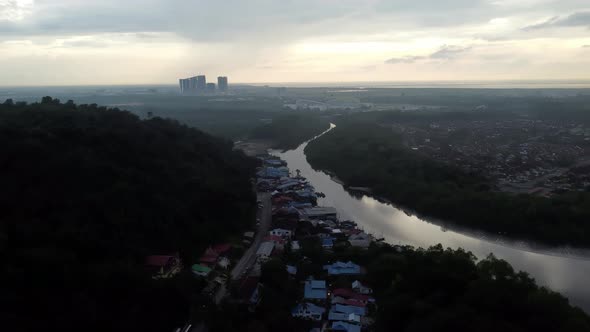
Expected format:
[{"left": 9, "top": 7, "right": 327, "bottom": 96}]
[{"left": 272, "top": 125, "right": 590, "bottom": 312}]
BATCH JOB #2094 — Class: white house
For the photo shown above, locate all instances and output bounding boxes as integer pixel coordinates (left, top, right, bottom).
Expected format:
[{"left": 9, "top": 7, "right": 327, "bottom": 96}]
[
  {"left": 292, "top": 303, "right": 326, "bottom": 321},
  {"left": 270, "top": 228, "right": 293, "bottom": 238},
  {"left": 256, "top": 241, "right": 275, "bottom": 259},
  {"left": 352, "top": 280, "right": 373, "bottom": 295},
  {"left": 348, "top": 232, "right": 372, "bottom": 249}
]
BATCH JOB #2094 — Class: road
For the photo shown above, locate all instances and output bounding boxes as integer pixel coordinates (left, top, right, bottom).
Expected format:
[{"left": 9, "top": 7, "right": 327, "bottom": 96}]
[
  {"left": 213, "top": 192, "right": 271, "bottom": 304},
  {"left": 231, "top": 192, "right": 272, "bottom": 280}
]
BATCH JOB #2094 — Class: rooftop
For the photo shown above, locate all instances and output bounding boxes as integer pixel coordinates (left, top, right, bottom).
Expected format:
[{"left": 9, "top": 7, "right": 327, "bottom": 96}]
[
  {"left": 303, "top": 207, "right": 338, "bottom": 217},
  {"left": 304, "top": 279, "right": 327, "bottom": 300}
]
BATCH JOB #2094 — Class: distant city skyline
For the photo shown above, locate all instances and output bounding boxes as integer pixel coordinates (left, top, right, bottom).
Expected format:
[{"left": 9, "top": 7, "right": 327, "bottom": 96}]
[
  {"left": 0, "top": 1, "right": 589, "bottom": 86},
  {"left": 178, "top": 74, "right": 228, "bottom": 94}
]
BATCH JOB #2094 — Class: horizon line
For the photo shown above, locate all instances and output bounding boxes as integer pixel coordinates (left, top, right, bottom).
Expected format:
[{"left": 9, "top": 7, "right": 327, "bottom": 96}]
[{"left": 2, "top": 78, "right": 590, "bottom": 89}]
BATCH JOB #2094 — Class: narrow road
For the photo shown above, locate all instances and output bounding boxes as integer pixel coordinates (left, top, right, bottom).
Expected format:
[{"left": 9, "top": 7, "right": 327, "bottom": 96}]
[
  {"left": 231, "top": 192, "right": 272, "bottom": 280},
  {"left": 213, "top": 192, "right": 272, "bottom": 305}
]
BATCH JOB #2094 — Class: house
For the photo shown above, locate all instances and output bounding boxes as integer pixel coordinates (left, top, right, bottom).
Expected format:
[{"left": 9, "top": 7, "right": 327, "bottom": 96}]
[
  {"left": 192, "top": 264, "right": 212, "bottom": 277},
  {"left": 292, "top": 303, "right": 326, "bottom": 321},
  {"left": 277, "top": 181, "right": 301, "bottom": 191},
  {"left": 257, "top": 167, "right": 289, "bottom": 179},
  {"left": 324, "top": 262, "right": 361, "bottom": 276},
  {"left": 288, "top": 201, "right": 313, "bottom": 209},
  {"left": 322, "top": 238, "right": 334, "bottom": 249},
  {"left": 348, "top": 233, "right": 372, "bottom": 248},
  {"left": 352, "top": 280, "right": 373, "bottom": 295},
  {"left": 321, "top": 220, "right": 338, "bottom": 228},
  {"left": 145, "top": 255, "right": 182, "bottom": 279},
  {"left": 332, "top": 321, "right": 361, "bottom": 332},
  {"left": 304, "top": 279, "right": 327, "bottom": 300},
  {"left": 264, "top": 235, "right": 286, "bottom": 250},
  {"left": 328, "top": 312, "right": 362, "bottom": 324},
  {"left": 212, "top": 243, "right": 232, "bottom": 255},
  {"left": 332, "top": 289, "right": 374, "bottom": 304},
  {"left": 265, "top": 159, "right": 285, "bottom": 167},
  {"left": 256, "top": 241, "right": 275, "bottom": 260},
  {"left": 331, "top": 296, "right": 367, "bottom": 308},
  {"left": 324, "top": 261, "right": 361, "bottom": 276},
  {"left": 270, "top": 228, "right": 293, "bottom": 238},
  {"left": 199, "top": 248, "right": 220, "bottom": 266},
  {"left": 304, "top": 207, "right": 337, "bottom": 220},
  {"left": 286, "top": 265, "right": 298, "bottom": 276},
  {"left": 332, "top": 304, "right": 366, "bottom": 316}
]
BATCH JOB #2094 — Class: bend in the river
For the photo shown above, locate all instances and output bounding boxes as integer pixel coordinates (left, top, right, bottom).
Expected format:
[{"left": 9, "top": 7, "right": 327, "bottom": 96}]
[{"left": 272, "top": 124, "right": 590, "bottom": 312}]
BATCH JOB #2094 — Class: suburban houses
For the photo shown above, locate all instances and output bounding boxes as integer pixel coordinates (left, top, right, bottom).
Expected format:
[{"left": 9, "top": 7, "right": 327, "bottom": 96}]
[{"left": 169, "top": 154, "right": 380, "bottom": 331}]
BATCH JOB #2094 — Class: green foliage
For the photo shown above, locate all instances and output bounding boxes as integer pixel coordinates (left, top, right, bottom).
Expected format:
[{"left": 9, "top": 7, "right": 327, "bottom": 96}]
[
  {"left": 305, "top": 123, "right": 590, "bottom": 246},
  {"left": 0, "top": 98, "right": 258, "bottom": 332},
  {"left": 363, "top": 244, "right": 590, "bottom": 332}
]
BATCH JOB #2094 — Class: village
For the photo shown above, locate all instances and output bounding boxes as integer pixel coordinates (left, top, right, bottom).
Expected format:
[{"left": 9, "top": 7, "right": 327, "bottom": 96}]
[
  {"left": 386, "top": 118, "right": 590, "bottom": 196},
  {"left": 146, "top": 154, "right": 381, "bottom": 332}
]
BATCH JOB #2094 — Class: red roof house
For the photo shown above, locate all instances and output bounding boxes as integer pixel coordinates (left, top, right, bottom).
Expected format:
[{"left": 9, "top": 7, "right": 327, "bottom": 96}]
[
  {"left": 199, "top": 248, "right": 220, "bottom": 265},
  {"left": 212, "top": 243, "right": 232, "bottom": 255}
]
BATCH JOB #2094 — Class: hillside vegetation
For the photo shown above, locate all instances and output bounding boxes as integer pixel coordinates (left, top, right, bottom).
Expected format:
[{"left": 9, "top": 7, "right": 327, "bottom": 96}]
[{"left": 0, "top": 97, "right": 258, "bottom": 332}]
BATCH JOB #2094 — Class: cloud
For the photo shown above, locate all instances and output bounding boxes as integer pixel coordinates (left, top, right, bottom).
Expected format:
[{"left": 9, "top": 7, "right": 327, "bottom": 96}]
[
  {"left": 523, "top": 11, "right": 590, "bottom": 30},
  {"left": 385, "top": 45, "right": 471, "bottom": 64},
  {"left": 0, "top": 0, "right": 503, "bottom": 43},
  {"left": 0, "top": 0, "right": 33, "bottom": 21},
  {"left": 385, "top": 55, "right": 426, "bottom": 64}
]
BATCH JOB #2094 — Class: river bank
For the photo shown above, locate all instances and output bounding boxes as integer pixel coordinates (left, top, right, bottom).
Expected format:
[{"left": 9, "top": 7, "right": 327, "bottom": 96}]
[{"left": 273, "top": 125, "right": 590, "bottom": 313}]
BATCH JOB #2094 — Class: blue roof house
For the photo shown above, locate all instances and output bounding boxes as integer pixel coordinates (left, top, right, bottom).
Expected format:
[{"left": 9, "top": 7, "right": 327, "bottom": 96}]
[
  {"left": 332, "top": 304, "right": 366, "bottom": 316},
  {"left": 332, "top": 322, "right": 361, "bottom": 332},
  {"left": 304, "top": 279, "right": 327, "bottom": 300},
  {"left": 324, "top": 261, "right": 361, "bottom": 276},
  {"left": 322, "top": 238, "right": 334, "bottom": 249}
]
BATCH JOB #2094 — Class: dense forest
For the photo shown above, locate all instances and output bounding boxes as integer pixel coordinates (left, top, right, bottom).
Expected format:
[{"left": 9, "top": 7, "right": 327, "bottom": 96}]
[
  {"left": 250, "top": 113, "right": 330, "bottom": 150},
  {"left": 0, "top": 98, "right": 258, "bottom": 332},
  {"left": 365, "top": 244, "right": 590, "bottom": 331},
  {"left": 305, "top": 123, "right": 590, "bottom": 246}
]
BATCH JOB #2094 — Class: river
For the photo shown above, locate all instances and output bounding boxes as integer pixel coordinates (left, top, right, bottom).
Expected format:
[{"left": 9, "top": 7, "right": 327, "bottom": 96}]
[{"left": 272, "top": 124, "right": 590, "bottom": 312}]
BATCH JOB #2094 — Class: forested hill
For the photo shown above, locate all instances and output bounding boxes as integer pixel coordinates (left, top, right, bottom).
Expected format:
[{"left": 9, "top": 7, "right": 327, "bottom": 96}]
[
  {"left": 305, "top": 122, "right": 590, "bottom": 247},
  {"left": 0, "top": 97, "right": 258, "bottom": 331}
]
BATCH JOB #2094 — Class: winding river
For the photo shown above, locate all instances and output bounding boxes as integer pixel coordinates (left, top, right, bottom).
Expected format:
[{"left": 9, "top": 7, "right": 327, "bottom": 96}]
[{"left": 272, "top": 124, "right": 590, "bottom": 312}]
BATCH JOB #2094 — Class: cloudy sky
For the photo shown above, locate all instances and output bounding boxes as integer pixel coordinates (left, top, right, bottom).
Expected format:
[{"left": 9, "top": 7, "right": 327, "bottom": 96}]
[{"left": 0, "top": 0, "right": 589, "bottom": 85}]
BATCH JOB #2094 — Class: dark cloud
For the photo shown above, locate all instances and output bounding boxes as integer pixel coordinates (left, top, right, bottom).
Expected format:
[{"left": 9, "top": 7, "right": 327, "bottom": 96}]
[
  {"left": 0, "top": 0, "right": 499, "bottom": 43},
  {"left": 523, "top": 11, "right": 590, "bottom": 30},
  {"left": 385, "top": 45, "right": 470, "bottom": 64}
]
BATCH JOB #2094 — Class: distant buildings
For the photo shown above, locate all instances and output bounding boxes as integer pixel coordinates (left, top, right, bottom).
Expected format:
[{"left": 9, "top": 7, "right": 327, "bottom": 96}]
[
  {"left": 179, "top": 74, "right": 229, "bottom": 94},
  {"left": 218, "top": 76, "right": 228, "bottom": 91},
  {"left": 196, "top": 75, "right": 207, "bottom": 90}
]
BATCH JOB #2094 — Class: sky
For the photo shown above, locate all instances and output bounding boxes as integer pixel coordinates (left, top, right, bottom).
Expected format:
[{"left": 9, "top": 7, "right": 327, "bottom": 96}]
[{"left": 0, "top": 0, "right": 589, "bottom": 85}]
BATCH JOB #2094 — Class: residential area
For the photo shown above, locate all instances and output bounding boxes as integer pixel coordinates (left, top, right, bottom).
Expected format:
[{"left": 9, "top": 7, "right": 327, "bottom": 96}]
[
  {"left": 385, "top": 118, "right": 590, "bottom": 196},
  {"left": 158, "top": 154, "right": 384, "bottom": 332}
]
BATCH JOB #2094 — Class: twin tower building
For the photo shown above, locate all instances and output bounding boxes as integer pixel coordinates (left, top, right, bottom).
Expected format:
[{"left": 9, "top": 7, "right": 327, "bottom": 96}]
[{"left": 179, "top": 75, "right": 229, "bottom": 94}]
